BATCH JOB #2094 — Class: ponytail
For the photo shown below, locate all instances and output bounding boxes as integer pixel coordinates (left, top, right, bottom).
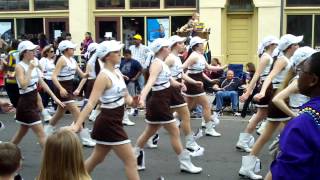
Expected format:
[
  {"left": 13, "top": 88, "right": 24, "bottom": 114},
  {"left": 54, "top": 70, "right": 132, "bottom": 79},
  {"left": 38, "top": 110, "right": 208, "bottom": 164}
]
[
  {"left": 94, "top": 57, "right": 101, "bottom": 75},
  {"left": 54, "top": 54, "right": 62, "bottom": 65}
]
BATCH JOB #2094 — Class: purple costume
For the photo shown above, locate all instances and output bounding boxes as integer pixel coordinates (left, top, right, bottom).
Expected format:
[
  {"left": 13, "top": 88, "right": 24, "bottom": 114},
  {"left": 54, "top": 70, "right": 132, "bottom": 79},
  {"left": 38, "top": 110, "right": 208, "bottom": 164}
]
[{"left": 271, "top": 96, "right": 320, "bottom": 180}]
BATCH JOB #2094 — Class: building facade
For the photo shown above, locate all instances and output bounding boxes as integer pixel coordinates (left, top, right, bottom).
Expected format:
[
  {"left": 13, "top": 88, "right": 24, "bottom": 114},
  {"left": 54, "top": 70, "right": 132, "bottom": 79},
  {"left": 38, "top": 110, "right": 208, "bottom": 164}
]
[{"left": 0, "top": 0, "right": 319, "bottom": 65}]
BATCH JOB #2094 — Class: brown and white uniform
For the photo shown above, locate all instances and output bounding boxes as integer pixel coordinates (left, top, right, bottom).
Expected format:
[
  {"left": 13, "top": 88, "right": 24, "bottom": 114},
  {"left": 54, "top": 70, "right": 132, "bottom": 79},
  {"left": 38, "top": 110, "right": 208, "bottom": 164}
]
[
  {"left": 183, "top": 52, "right": 206, "bottom": 97},
  {"left": 169, "top": 54, "right": 187, "bottom": 108},
  {"left": 84, "top": 54, "right": 103, "bottom": 99},
  {"left": 16, "top": 61, "right": 41, "bottom": 126},
  {"left": 54, "top": 55, "right": 77, "bottom": 104},
  {"left": 267, "top": 55, "right": 291, "bottom": 121},
  {"left": 145, "top": 58, "right": 175, "bottom": 124},
  {"left": 255, "top": 53, "right": 274, "bottom": 108},
  {"left": 91, "top": 68, "right": 130, "bottom": 145}
]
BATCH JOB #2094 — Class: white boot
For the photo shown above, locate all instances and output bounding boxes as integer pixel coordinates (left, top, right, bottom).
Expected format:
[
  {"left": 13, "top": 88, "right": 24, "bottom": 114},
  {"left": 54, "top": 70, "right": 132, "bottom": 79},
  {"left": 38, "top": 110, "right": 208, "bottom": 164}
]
[
  {"left": 205, "top": 121, "right": 221, "bottom": 137},
  {"left": 146, "top": 134, "right": 159, "bottom": 149},
  {"left": 239, "top": 155, "right": 263, "bottom": 179},
  {"left": 236, "top": 133, "right": 253, "bottom": 153},
  {"left": 173, "top": 112, "right": 181, "bottom": 127},
  {"left": 89, "top": 109, "right": 100, "bottom": 122},
  {"left": 44, "top": 124, "right": 54, "bottom": 136},
  {"left": 248, "top": 135, "right": 255, "bottom": 148},
  {"left": 79, "top": 128, "right": 96, "bottom": 147},
  {"left": 122, "top": 111, "right": 135, "bottom": 126},
  {"left": 178, "top": 149, "right": 202, "bottom": 174},
  {"left": 134, "top": 147, "right": 145, "bottom": 171},
  {"left": 193, "top": 128, "right": 203, "bottom": 140},
  {"left": 212, "top": 112, "right": 220, "bottom": 126},
  {"left": 257, "top": 120, "right": 267, "bottom": 135},
  {"left": 41, "top": 109, "right": 52, "bottom": 123},
  {"left": 185, "top": 134, "right": 204, "bottom": 157},
  {"left": 201, "top": 119, "right": 206, "bottom": 128}
]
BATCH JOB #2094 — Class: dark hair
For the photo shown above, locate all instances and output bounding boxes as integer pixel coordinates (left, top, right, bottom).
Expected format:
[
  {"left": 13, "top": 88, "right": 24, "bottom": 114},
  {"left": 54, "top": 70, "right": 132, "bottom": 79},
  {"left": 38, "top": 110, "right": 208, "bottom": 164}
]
[
  {"left": 0, "top": 142, "right": 22, "bottom": 176},
  {"left": 54, "top": 54, "right": 62, "bottom": 65},
  {"left": 94, "top": 57, "right": 101, "bottom": 75},
  {"left": 246, "top": 62, "right": 256, "bottom": 73},
  {"left": 212, "top": 58, "right": 221, "bottom": 65},
  {"left": 185, "top": 43, "right": 200, "bottom": 60},
  {"left": 85, "top": 32, "right": 91, "bottom": 36},
  {"left": 66, "top": 33, "right": 71, "bottom": 37},
  {"left": 88, "top": 50, "right": 96, "bottom": 61},
  {"left": 124, "top": 49, "right": 131, "bottom": 55},
  {"left": 309, "top": 52, "right": 320, "bottom": 77}
]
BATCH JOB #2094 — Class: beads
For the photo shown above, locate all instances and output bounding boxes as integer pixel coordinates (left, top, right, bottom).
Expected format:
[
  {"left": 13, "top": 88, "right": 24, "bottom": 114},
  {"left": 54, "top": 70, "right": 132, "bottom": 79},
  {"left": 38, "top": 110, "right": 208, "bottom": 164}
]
[{"left": 299, "top": 107, "right": 320, "bottom": 126}]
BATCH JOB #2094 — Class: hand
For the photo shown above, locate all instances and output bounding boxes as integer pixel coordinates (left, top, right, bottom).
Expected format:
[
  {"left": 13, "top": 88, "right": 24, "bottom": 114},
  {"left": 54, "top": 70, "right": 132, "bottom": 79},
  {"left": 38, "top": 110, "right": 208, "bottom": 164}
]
[
  {"left": 180, "top": 83, "right": 187, "bottom": 92},
  {"left": 83, "top": 73, "right": 89, "bottom": 78},
  {"left": 0, "top": 102, "right": 14, "bottom": 113},
  {"left": 130, "top": 77, "right": 137, "bottom": 81},
  {"left": 29, "top": 60, "right": 38, "bottom": 70},
  {"left": 240, "top": 92, "right": 249, "bottom": 102},
  {"left": 195, "top": 81, "right": 203, "bottom": 88},
  {"left": 62, "top": 123, "right": 82, "bottom": 133},
  {"left": 54, "top": 98, "right": 66, "bottom": 108},
  {"left": 138, "top": 97, "right": 145, "bottom": 108},
  {"left": 73, "top": 89, "right": 80, "bottom": 96},
  {"left": 123, "top": 75, "right": 129, "bottom": 81},
  {"left": 60, "top": 88, "right": 68, "bottom": 98},
  {"left": 132, "top": 96, "right": 140, "bottom": 108},
  {"left": 253, "top": 93, "right": 265, "bottom": 102}
]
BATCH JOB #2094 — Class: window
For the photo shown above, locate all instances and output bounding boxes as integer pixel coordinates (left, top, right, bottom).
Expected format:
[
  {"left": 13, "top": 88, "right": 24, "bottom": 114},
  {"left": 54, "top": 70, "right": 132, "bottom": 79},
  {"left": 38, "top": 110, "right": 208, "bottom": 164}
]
[
  {"left": 165, "top": 0, "right": 196, "bottom": 8},
  {"left": 227, "top": 0, "right": 254, "bottom": 12},
  {"left": 17, "top": 18, "right": 44, "bottom": 42},
  {"left": 96, "top": 0, "right": 125, "bottom": 9},
  {"left": 286, "top": 0, "right": 320, "bottom": 6},
  {"left": 286, "top": 15, "right": 312, "bottom": 47},
  {"left": 122, "top": 17, "right": 144, "bottom": 49},
  {"left": 0, "top": 0, "right": 29, "bottom": 11},
  {"left": 130, "top": 0, "right": 160, "bottom": 8},
  {"left": 314, "top": 16, "right": 320, "bottom": 50},
  {"left": 35, "top": 0, "right": 68, "bottom": 10},
  {"left": 171, "top": 16, "right": 191, "bottom": 35},
  {"left": 0, "top": 19, "right": 14, "bottom": 42}
]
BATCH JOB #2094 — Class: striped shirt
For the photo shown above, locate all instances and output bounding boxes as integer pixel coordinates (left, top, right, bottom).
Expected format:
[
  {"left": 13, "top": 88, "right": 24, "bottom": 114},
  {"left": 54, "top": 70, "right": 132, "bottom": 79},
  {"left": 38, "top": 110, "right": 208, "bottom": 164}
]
[{"left": 129, "top": 44, "right": 150, "bottom": 69}]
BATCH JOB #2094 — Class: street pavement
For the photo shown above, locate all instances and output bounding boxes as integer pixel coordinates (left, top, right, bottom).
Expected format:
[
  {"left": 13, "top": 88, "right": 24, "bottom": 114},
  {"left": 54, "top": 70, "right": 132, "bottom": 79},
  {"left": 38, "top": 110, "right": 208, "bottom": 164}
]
[{"left": 0, "top": 110, "right": 277, "bottom": 180}]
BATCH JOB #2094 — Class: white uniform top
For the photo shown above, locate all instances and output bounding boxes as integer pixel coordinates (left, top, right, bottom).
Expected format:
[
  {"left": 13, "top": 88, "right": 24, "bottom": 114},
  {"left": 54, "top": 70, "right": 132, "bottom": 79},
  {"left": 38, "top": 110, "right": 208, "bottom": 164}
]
[
  {"left": 187, "top": 52, "right": 206, "bottom": 74},
  {"left": 100, "top": 68, "right": 127, "bottom": 109},
  {"left": 272, "top": 55, "right": 290, "bottom": 89},
  {"left": 152, "top": 58, "right": 171, "bottom": 91},
  {"left": 39, "top": 57, "right": 55, "bottom": 80},
  {"left": 57, "top": 55, "right": 77, "bottom": 81},
  {"left": 17, "top": 61, "right": 40, "bottom": 94},
  {"left": 289, "top": 75, "right": 310, "bottom": 108},
  {"left": 260, "top": 53, "right": 274, "bottom": 81},
  {"left": 170, "top": 54, "right": 183, "bottom": 79},
  {"left": 87, "top": 54, "right": 104, "bottom": 80}
]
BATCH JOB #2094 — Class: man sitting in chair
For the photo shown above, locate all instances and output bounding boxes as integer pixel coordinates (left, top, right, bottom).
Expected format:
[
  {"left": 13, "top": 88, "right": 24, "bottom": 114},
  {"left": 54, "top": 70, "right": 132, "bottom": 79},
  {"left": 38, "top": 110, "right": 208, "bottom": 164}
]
[{"left": 213, "top": 70, "right": 242, "bottom": 116}]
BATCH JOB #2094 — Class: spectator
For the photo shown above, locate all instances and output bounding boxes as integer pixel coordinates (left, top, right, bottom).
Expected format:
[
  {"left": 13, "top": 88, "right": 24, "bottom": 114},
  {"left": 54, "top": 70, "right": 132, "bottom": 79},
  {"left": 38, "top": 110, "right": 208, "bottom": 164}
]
[
  {"left": 213, "top": 70, "right": 242, "bottom": 116},
  {"left": 38, "top": 34, "right": 48, "bottom": 51},
  {"left": 63, "top": 32, "right": 72, "bottom": 41},
  {"left": 3, "top": 40, "right": 20, "bottom": 108},
  {"left": 241, "top": 62, "right": 257, "bottom": 117},
  {"left": 129, "top": 34, "right": 150, "bottom": 90},
  {"left": 120, "top": 49, "right": 143, "bottom": 117},
  {"left": 0, "top": 34, "right": 8, "bottom": 54},
  {"left": 39, "top": 44, "right": 56, "bottom": 112},
  {"left": 0, "top": 142, "right": 22, "bottom": 180},
  {"left": 80, "top": 32, "right": 93, "bottom": 55},
  {"left": 204, "top": 58, "right": 224, "bottom": 79},
  {"left": 245, "top": 62, "right": 256, "bottom": 84},
  {"left": 38, "top": 129, "right": 91, "bottom": 180}
]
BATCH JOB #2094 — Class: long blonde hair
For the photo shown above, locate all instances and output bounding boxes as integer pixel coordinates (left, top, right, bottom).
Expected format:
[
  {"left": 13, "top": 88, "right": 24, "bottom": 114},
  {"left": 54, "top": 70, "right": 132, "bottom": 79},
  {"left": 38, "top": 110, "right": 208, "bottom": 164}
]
[{"left": 38, "top": 129, "right": 91, "bottom": 180}]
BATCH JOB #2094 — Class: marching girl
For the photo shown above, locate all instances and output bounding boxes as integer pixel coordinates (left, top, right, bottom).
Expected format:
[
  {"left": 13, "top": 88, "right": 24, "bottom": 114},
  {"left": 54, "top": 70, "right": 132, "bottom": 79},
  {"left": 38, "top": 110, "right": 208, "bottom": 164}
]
[
  {"left": 73, "top": 42, "right": 99, "bottom": 108},
  {"left": 236, "top": 36, "right": 278, "bottom": 153},
  {"left": 272, "top": 46, "right": 316, "bottom": 118},
  {"left": 181, "top": 36, "right": 224, "bottom": 137},
  {"left": 165, "top": 35, "right": 204, "bottom": 156},
  {"left": 10, "top": 40, "right": 64, "bottom": 147},
  {"left": 239, "top": 34, "right": 302, "bottom": 179},
  {"left": 68, "top": 41, "right": 140, "bottom": 180},
  {"left": 134, "top": 38, "right": 202, "bottom": 173},
  {"left": 44, "top": 40, "right": 95, "bottom": 147}
]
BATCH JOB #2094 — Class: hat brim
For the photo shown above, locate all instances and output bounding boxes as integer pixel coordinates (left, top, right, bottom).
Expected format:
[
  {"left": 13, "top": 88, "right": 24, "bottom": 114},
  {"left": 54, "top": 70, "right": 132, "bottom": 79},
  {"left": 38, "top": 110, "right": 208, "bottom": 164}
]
[
  {"left": 27, "top": 44, "right": 39, "bottom": 51},
  {"left": 169, "top": 37, "right": 187, "bottom": 48},
  {"left": 292, "top": 35, "right": 303, "bottom": 44}
]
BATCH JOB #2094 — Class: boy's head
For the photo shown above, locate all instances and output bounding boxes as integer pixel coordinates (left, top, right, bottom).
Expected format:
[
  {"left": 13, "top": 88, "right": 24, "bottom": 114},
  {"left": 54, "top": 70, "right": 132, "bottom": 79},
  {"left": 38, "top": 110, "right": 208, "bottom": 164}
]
[
  {"left": 123, "top": 49, "right": 132, "bottom": 60},
  {"left": 0, "top": 142, "right": 22, "bottom": 177}
]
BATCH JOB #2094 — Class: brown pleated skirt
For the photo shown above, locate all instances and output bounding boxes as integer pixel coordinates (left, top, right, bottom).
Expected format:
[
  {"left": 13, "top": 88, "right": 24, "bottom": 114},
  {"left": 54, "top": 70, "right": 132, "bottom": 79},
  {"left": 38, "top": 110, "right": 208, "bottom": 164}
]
[
  {"left": 84, "top": 79, "right": 95, "bottom": 99},
  {"left": 254, "top": 82, "right": 273, "bottom": 108},
  {"left": 170, "top": 78, "right": 187, "bottom": 108},
  {"left": 183, "top": 73, "right": 205, "bottom": 97},
  {"left": 16, "top": 90, "right": 41, "bottom": 126},
  {"left": 267, "top": 88, "right": 291, "bottom": 121},
  {"left": 54, "top": 80, "right": 75, "bottom": 103},
  {"left": 91, "top": 105, "right": 130, "bottom": 145}
]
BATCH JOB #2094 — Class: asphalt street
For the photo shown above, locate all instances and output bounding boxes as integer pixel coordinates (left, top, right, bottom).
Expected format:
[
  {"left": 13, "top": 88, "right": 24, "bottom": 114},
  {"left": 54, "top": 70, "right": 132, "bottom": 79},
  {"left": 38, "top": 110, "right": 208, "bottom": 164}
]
[{"left": 0, "top": 110, "right": 275, "bottom": 180}]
